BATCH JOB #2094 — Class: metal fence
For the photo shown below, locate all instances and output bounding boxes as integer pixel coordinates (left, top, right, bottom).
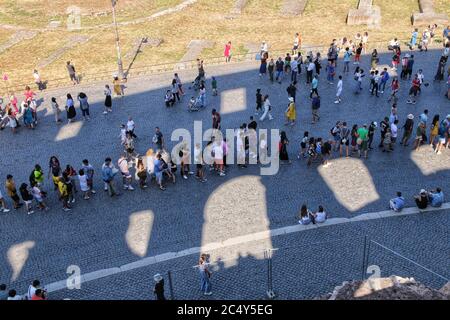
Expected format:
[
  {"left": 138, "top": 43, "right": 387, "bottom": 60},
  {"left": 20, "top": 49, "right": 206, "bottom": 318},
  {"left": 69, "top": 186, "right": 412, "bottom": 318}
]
[
  {"left": 4, "top": 37, "right": 444, "bottom": 95},
  {"left": 162, "top": 235, "right": 449, "bottom": 300}
]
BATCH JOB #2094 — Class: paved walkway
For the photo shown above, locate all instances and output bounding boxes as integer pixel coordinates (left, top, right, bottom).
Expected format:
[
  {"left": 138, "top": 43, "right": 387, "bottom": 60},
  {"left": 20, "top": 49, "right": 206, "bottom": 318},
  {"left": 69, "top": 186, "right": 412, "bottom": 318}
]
[{"left": 0, "top": 47, "right": 449, "bottom": 299}]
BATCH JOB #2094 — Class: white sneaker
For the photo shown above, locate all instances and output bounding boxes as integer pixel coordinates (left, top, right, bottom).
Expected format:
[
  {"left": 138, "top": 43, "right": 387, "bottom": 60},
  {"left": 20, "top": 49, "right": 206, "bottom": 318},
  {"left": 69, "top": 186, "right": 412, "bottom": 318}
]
[
  {"left": 127, "top": 186, "right": 135, "bottom": 191},
  {"left": 91, "top": 190, "right": 96, "bottom": 194},
  {"left": 204, "top": 292, "right": 212, "bottom": 296},
  {"left": 28, "top": 210, "right": 34, "bottom": 215},
  {"left": 334, "top": 100, "right": 339, "bottom": 104},
  {"left": 188, "top": 171, "right": 194, "bottom": 175},
  {"left": 183, "top": 175, "right": 188, "bottom": 180},
  {"left": 2, "top": 208, "right": 10, "bottom": 213},
  {"left": 123, "top": 185, "right": 128, "bottom": 190},
  {"left": 71, "top": 199, "right": 76, "bottom": 203},
  {"left": 103, "top": 111, "right": 108, "bottom": 114},
  {"left": 219, "top": 172, "right": 226, "bottom": 177}
]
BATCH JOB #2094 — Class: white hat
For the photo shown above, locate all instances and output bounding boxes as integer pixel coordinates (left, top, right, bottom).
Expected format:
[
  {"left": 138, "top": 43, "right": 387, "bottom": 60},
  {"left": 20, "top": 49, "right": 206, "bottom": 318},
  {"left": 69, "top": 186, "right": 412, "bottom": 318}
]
[
  {"left": 288, "top": 97, "right": 294, "bottom": 102},
  {"left": 405, "top": 53, "right": 410, "bottom": 58},
  {"left": 373, "top": 121, "right": 377, "bottom": 127},
  {"left": 408, "top": 114, "right": 414, "bottom": 120},
  {"left": 420, "top": 189, "right": 426, "bottom": 194},
  {"left": 154, "top": 273, "right": 163, "bottom": 282},
  {"left": 447, "top": 114, "right": 450, "bottom": 119}
]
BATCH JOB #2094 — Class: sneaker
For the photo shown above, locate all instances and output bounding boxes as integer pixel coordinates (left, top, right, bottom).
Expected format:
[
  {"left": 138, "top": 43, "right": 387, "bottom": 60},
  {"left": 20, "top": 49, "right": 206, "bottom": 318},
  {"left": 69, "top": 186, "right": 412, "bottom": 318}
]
[
  {"left": 91, "top": 190, "right": 96, "bottom": 194},
  {"left": 204, "top": 292, "right": 212, "bottom": 296},
  {"left": 71, "top": 199, "right": 76, "bottom": 203},
  {"left": 104, "top": 188, "right": 108, "bottom": 191},
  {"left": 219, "top": 172, "right": 226, "bottom": 176},
  {"left": 2, "top": 208, "right": 10, "bottom": 213},
  {"left": 127, "top": 186, "right": 135, "bottom": 191},
  {"left": 201, "top": 179, "right": 207, "bottom": 183},
  {"left": 27, "top": 210, "right": 34, "bottom": 215},
  {"left": 334, "top": 100, "right": 339, "bottom": 104},
  {"left": 63, "top": 207, "right": 71, "bottom": 212},
  {"left": 188, "top": 171, "right": 194, "bottom": 175},
  {"left": 123, "top": 185, "right": 128, "bottom": 190},
  {"left": 84, "top": 196, "right": 90, "bottom": 200},
  {"left": 103, "top": 111, "right": 108, "bottom": 114},
  {"left": 183, "top": 175, "right": 188, "bottom": 180}
]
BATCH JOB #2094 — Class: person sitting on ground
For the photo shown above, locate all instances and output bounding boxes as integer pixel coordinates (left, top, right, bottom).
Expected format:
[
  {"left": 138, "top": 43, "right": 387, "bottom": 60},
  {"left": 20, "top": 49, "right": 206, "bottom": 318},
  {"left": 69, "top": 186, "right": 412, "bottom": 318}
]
[
  {"left": 414, "top": 189, "right": 429, "bottom": 210},
  {"left": 298, "top": 204, "right": 314, "bottom": 225},
  {"left": 7, "top": 289, "right": 23, "bottom": 300},
  {"left": 389, "top": 191, "right": 405, "bottom": 212},
  {"left": 27, "top": 279, "right": 44, "bottom": 300},
  {"left": 312, "top": 205, "right": 327, "bottom": 223},
  {"left": 428, "top": 187, "right": 444, "bottom": 207}
]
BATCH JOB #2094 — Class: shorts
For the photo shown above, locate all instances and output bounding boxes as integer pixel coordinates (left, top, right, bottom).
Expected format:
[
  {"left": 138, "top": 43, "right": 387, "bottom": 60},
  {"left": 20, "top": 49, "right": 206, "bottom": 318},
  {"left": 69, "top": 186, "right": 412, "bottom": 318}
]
[
  {"left": 340, "top": 138, "right": 349, "bottom": 146},
  {"left": 409, "top": 87, "right": 418, "bottom": 96},
  {"left": 439, "top": 136, "right": 446, "bottom": 143},
  {"left": 300, "top": 142, "right": 307, "bottom": 149},
  {"left": 360, "top": 140, "right": 368, "bottom": 151},
  {"left": 121, "top": 172, "right": 132, "bottom": 179},
  {"left": 155, "top": 172, "right": 163, "bottom": 184}
]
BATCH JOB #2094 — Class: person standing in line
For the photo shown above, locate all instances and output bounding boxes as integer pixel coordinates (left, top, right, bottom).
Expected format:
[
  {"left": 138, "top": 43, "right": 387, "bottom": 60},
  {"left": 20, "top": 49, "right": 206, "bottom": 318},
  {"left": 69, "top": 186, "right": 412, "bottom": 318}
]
[
  {"left": 285, "top": 97, "right": 296, "bottom": 126},
  {"left": 77, "top": 92, "right": 90, "bottom": 121},
  {"left": 57, "top": 176, "right": 71, "bottom": 212},
  {"left": 199, "top": 254, "right": 212, "bottom": 296},
  {"left": 255, "top": 88, "right": 263, "bottom": 114},
  {"left": 118, "top": 153, "right": 135, "bottom": 191},
  {"left": 224, "top": 41, "right": 232, "bottom": 63},
  {"left": 400, "top": 114, "right": 414, "bottom": 146},
  {"left": 268, "top": 58, "right": 275, "bottom": 83},
  {"left": 429, "top": 115, "right": 440, "bottom": 147},
  {"left": 367, "top": 121, "right": 377, "bottom": 150},
  {"left": 102, "top": 157, "right": 119, "bottom": 196},
  {"left": 0, "top": 188, "right": 11, "bottom": 213},
  {"left": 279, "top": 131, "right": 291, "bottom": 164},
  {"left": 339, "top": 122, "right": 350, "bottom": 157},
  {"left": 31, "top": 182, "right": 48, "bottom": 211},
  {"left": 275, "top": 57, "right": 284, "bottom": 83},
  {"left": 413, "top": 122, "right": 426, "bottom": 151},
  {"left": 51, "top": 97, "right": 62, "bottom": 123},
  {"left": 343, "top": 47, "right": 352, "bottom": 73},
  {"left": 104, "top": 85, "right": 112, "bottom": 114},
  {"left": 153, "top": 274, "right": 166, "bottom": 300},
  {"left": 290, "top": 57, "right": 298, "bottom": 83},
  {"left": 357, "top": 124, "right": 369, "bottom": 159},
  {"left": 81, "top": 159, "right": 96, "bottom": 194},
  {"left": 211, "top": 77, "right": 218, "bottom": 96},
  {"left": 194, "top": 143, "right": 207, "bottom": 183},
  {"left": 19, "top": 183, "right": 34, "bottom": 215},
  {"left": 390, "top": 120, "right": 399, "bottom": 150},
  {"left": 66, "top": 61, "right": 79, "bottom": 85},
  {"left": 77, "top": 169, "right": 91, "bottom": 200},
  {"left": 65, "top": 93, "right": 76, "bottom": 123},
  {"left": 212, "top": 109, "right": 221, "bottom": 130},
  {"left": 5, "top": 175, "right": 22, "bottom": 210},
  {"left": 310, "top": 75, "right": 319, "bottom": 98},
  {"left": 136, "top": 157, "right": 148, "bottom": 189},
  {"left": 174, "top": 73, "right": 184, "bottom": 96},
  {"left": 153, "top": 153, "right": 166, "bottom": 191},
  {"left": 326, "top": 61, "right": 335, "bottom": 84},
  {"left": 354, "top": 43, "right": 363, "bottom": 65},
  {"left": 306, "top": 59, "right": 314, "bottom": 84},
  {"left": 286, "top": 81, "right": 297, "bottom": 102},
  {"left": 311, "top": 93, "right": 320, "bottom": 124},
  {"left": 335, "top": 75, "right": 343, "bottom": 104},
  {"left": 259, "top": 95, "right": 273, "bottom": 122}
]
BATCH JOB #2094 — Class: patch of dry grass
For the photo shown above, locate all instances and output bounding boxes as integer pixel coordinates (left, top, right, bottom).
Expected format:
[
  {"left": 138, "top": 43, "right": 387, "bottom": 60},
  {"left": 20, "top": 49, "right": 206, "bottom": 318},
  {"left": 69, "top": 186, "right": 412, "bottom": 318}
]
[{"left": 0, "top": 0, "right": 448, "bottom": 90}]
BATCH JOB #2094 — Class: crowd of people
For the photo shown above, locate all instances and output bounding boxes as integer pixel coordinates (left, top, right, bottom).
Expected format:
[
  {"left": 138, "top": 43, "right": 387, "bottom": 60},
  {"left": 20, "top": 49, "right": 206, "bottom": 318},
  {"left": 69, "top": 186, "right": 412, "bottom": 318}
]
[{"left": 1, "top": 26, "right": 450, "bottom": 299}]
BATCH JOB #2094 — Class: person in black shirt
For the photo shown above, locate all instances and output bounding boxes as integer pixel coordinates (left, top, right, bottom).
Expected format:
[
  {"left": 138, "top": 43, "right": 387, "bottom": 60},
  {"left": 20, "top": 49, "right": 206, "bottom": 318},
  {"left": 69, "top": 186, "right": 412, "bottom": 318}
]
[
  {"left": 248, "top": 116, "right": 257, "bottom": 131},
  {"left": 286, "top": 81, "right": 297, "bottom": 102},
  {"left": 400, "top": 114, "right": 415, "bottom": 146},
  {"left": 414, "top": 189, "right": 429, "bottom": 209},
  {"left": 275, "top": 58, "right": 284, "bottom": 83},
  {"left": 255, "top": 89, "right": 262, "bottom": 113},
  {"left": 368, "top": 121, "right": 376, "bottom": 149},
  {"left": 378, "top": 117, "right": 389, "bottom": 148}
]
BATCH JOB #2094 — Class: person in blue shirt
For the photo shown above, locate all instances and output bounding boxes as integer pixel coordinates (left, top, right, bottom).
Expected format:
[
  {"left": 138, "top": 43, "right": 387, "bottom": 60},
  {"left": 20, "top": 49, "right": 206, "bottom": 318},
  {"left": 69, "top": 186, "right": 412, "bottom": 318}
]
[
  {"left": 428, "top": 188, "right": 444, "bottom": 207},
  {"left": 153, "top": 153, "right": 165, "bottom": 191},
  {"left": 389, "top": 192, "right": 405, "bottom": 212},
  {"left": 410, "top": 28, "right": 418, "bottom": 50},
  {"left": 379, "top": 67, "right": 390, "bottom": 93}
]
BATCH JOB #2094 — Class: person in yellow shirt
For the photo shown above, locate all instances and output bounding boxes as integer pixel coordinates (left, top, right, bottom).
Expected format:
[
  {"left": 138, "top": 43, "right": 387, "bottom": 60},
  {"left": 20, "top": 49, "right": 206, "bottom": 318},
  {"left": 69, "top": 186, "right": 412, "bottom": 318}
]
[
  {"left": 285, "top": 97, "right": 296, "bottom": 126},
  {"left": 57, "top": 177, "right": 71, "bottom": 212}
]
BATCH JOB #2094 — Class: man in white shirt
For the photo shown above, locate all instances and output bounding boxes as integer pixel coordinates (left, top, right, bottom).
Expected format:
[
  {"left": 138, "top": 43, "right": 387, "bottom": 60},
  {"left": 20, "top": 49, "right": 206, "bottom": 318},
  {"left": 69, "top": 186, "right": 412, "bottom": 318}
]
[
  {"left": 335, "top": 75, "right": 343, "bottom": 104},
  {"left": 126, "top": 116, "right": 137, "bottom": 139},
  {"left": 306, "top": 60, "right": 315, "bottom": 84},
  {"left": 213, "top": 141, "right": 225, "bottom": 176},
  {"left": 390, "top": 120, "right": 399, "bottom": 147},
  {"left": 118, "top": 154, "right": 135, "bottom": 191}
]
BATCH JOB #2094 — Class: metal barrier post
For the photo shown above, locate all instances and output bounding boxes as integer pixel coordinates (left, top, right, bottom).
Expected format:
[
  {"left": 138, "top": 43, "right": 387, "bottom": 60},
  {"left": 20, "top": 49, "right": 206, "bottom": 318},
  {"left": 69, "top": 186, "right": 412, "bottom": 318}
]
[
  {"left": 266, "top": 249, "right": 276, "bottom": 299},
  {"left": 361, "top": 235, "right": 368, "bottom": 280},
  {"left": 167, "top": 270, "right": 175, "bottom": 300}
]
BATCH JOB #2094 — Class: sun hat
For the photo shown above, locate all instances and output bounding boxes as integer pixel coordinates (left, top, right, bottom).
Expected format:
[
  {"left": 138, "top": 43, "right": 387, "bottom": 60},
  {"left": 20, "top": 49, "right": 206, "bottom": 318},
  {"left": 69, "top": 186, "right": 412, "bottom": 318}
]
[
  {"left": 407, "top": 114, "right": 414, "bottom": 120},
  {"left": 154, "top": 273, "right": 163, "bottom": 282},
  {"left": 420, "top": 189, "right": 427, "bottom": 194}
]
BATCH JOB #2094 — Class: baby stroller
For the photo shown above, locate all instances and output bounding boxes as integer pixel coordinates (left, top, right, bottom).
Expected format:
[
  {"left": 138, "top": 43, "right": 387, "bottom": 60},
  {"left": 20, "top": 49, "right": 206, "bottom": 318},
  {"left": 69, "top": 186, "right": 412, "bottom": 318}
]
[
  {"left": 188, "top": 96, "right": 203, "bottom": 112},
  {"left": 189, "top": 75, "right": 205, "bottom": 91}
]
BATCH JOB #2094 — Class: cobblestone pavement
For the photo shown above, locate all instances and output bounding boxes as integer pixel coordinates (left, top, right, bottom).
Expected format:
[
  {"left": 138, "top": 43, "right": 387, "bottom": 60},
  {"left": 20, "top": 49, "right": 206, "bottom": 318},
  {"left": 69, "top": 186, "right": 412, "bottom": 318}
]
[{"left": 0, "top": 47, "right": 449, "bottom": 298}]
